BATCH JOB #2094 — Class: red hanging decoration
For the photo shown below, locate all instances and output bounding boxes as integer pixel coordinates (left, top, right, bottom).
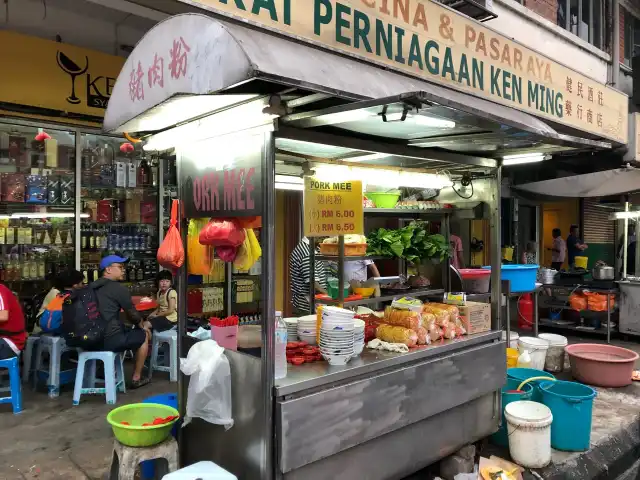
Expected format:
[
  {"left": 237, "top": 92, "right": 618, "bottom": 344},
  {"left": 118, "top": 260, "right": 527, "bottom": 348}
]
[
  {"left": 120, "top": 142, "right": 135, "bottom": 153},
  {"left": 35, "top": 131, "right": 51, "bottom": 142}
]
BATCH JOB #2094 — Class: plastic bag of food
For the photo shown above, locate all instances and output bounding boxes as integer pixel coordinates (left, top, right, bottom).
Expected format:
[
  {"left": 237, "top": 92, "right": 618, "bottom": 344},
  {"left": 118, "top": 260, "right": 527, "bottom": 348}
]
[
  {"left": 199, "top": 219, "right": 246, "bottom": 247},
  {"left": 442, "top": 323, "right": 457, "bottom": 340},
  {"left": 420, "top": 312, "right": 436, "bottom": 328},
  {"left": 376, "top": 324, "right": 418, "bottom": 347},
  {"left": 422, "top": 304, "right": 451, "bottom": 327},
  {"left": 187, "top": 219, "right": 213, "bottom": 275},
  {"left": 428, "top": 323, "right": 443, "bottom": 342},
  {"left": 454, "top": 318, "right": 467, "bottom": 337},
  {"left": 569, "top": 293, "right": 587, "bottom": 311},
  {"left": 383, "top": 306, "right": 421, "bottom": 330},
  {"left": 391, "top": 296, "right": 423, "bottom": 313},
  {"left": 427, "top": 302, "right": 460, "bottom": 316},
  {"left": 415, "top": 326, "right": 430, "bottom": 345},
  {"left": 584, "top": 291, "right": 615, "bottom": 312},
  {"left": 157, "top": 199, "right": 185, "bottom": 270}
]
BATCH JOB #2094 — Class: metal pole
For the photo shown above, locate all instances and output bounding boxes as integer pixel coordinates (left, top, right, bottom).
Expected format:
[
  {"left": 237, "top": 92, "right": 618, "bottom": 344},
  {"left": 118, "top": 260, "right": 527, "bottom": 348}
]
[
  {"left": 623, "top": 202, "right": 629, "bottom": 279},
  {"left": 74, "top": 130, "right": 82, "bottom": 270},
  {"left": 607, "top": 292, "right": 611, "bottom": 344},
  {"left": 503, "top": 280, "right": 511, "bottom": 350},
  {"left": 260, "top": 131, "right": 276, "bottom": 480},
  {"left": 566, "top": 0, "right": 571, "bottom": 30},
  {"left": 578, "top": 0, "right": 584, "bottom": 39},
  {"left": 533, "top": 288, "right": 539, "bottom": 336},
  {"left": 309, "top": 237, "right": 316, "bottom": 315},
  {"left": 338, "top": 235, "right": 345, "bottom": 304},
  {"left": 490, "top": 167, "right": 502, "bottom": 332},
  {"left": 613, "top": 0, "right": 620, "bottom": 87}
]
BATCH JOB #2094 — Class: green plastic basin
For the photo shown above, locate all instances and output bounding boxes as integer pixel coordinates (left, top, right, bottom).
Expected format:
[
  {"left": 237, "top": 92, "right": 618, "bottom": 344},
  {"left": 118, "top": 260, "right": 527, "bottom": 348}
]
[
  {"left": 106, "top": 403, "right": 180, "bottom": 447},
  {"left": 366, "top": 192, "right": 401, "bottom": 209}
]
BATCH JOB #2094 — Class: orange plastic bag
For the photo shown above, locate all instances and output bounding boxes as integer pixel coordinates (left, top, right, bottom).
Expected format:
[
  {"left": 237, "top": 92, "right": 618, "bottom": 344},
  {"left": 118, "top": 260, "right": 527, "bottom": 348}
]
[
  {"left": 585, "top": 292, "right": 615, "bottom": 312},
  {"left": 569, "top": 293, "right": 587, "bottom": 311},
  {"left": 157, "top": 200, "right": 185, "bottom": 269},
  {"left": 237, "top": 216, "right": 262, "bottom": 229},
  {"left": 187, "top": 219, "right": 213, "bottom": 275}
]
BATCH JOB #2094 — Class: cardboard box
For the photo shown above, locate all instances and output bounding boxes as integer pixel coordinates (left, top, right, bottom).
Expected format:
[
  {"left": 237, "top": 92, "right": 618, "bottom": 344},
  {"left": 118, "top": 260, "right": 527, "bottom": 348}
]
[{"left": 459, "top": 301, "right": 491, "bottom": 335}]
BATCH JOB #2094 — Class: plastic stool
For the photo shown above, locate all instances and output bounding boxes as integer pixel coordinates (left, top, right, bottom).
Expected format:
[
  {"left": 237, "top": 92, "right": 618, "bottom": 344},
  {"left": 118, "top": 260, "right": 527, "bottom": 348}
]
[
  {"left": 162, "top": 461, "right": 237, "bottom": 479},
  {"left": 150, "top": 329, "right": 177, "bottom": 382},
  {"left": 73, "top": 351, "right": 125, "bottom": 405},
  {"left": 108, "top": 437, "right": 178, "bottom": 480},
  {"left": 33, "top": 335, "right": 80, "bottom": 397},
  {"left": 0, "top": 357, "right": 22, "bottom": 414},
  {"left": 22, "top": 335, "right": 39, "bottom": 383}
]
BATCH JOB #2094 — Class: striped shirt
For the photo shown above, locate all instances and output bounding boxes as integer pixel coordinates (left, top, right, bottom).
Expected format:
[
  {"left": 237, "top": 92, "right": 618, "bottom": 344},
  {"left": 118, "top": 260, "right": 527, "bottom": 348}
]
[{"left": 290, "top": 238, "right": 327, "bottom": 313}]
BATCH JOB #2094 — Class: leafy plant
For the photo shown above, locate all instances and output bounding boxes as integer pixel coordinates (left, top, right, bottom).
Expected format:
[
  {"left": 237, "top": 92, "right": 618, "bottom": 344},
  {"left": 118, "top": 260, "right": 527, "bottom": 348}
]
[{"left": 366, "top": 222, "right": 451, "bottom": 264}]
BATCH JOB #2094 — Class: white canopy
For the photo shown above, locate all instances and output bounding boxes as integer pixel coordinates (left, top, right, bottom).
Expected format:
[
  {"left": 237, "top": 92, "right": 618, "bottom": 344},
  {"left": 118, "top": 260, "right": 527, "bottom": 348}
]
[{"left": 514, "top": 168, "right": 640, "bottom": 197}]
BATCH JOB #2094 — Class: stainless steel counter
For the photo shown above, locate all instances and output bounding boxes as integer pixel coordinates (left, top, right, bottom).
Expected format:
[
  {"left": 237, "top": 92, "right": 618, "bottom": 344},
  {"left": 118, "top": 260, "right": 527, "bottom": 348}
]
[
  {"left": 618, "top": 281, "right": 640, "bottom": 336},
  {"left": 275, "top": 331, "right": 501, "bottom": 397}
]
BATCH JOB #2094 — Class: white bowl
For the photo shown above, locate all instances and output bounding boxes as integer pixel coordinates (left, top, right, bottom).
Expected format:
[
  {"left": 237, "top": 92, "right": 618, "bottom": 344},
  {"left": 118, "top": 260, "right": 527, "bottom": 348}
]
[
  {"left": 320, "top": 347, "right": 354, "bottom": 356},
  {"left": 322, "top": 306, "right": 354, "bottom": 316},
  {"left": 298, "top": 335, "right": 317, "bottom": 346},
  {"left": 321, "top": 353, "right": 352, "bottom": 366},
  {"left": 298, "top": 314, "right": 317, "bottom": 322}
]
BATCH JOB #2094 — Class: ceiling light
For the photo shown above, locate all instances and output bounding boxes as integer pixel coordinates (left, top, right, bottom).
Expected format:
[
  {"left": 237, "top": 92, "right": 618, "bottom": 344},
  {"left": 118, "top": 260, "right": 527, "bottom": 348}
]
[
  {"left": 412, "top": 115, "right": 455, "bottom": 129},
  {"left": 345, "top": 153, "right": 389, "bottom": 162},
  {"left": 275, "top": 182, "right": 304, "bottom": 191},
  {"left": 275, "top": 175, "right": 303, "bottom": 184},
  {"left": 502, "top": 153, "right": 547, "bottom": 166}
]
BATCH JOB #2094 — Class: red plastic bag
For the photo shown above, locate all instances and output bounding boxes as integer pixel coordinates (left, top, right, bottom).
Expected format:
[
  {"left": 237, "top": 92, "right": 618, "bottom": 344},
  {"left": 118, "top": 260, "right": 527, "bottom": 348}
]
[
  {"left": 217, "top": 246, "right": 238, "bottom": 262},
  {"left": 157, "top": 200, "right": 185, "bottom": 269},
  {"left": 199, "top": 219, "right": 245, "bottom": 247}
]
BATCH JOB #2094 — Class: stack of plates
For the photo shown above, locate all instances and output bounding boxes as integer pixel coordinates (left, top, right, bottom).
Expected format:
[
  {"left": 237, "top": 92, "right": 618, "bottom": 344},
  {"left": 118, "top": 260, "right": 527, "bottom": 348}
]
[
  {"left": 284, "top": 318, "right": 298, "bottom": 341},
  {"left": 297, "top": 315, "right": 318, "bottom": 345},
  {"left": 353, "top": 319, "right": 365, "bottom": 356},
  {"left": 320, "top": 307, "right": 355, "bottom": 365}
]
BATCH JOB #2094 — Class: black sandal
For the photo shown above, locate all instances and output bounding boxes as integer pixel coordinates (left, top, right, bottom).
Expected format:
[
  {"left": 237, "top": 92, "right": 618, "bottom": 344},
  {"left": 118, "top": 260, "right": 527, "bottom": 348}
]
[{"left": 130, "top": 377, "right": 151, "bottom": 389}]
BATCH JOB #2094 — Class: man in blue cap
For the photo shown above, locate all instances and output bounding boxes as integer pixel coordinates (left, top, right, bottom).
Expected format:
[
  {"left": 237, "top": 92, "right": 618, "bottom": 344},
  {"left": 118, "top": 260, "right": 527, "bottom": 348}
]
[{"left": 92, "top": 255, "right": 150, "bottom": 388}]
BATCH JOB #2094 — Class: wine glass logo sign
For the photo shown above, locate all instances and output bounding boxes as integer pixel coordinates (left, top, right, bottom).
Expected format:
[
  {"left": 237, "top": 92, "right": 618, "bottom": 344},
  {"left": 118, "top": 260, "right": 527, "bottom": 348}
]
[{"left": 56, "top": 51, "right": 89, "bottom": 105}]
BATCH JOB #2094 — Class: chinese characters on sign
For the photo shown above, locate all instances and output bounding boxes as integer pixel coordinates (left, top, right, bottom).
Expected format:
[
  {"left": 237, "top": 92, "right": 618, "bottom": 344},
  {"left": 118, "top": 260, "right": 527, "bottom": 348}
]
[
  {"left": 129, "top": 36, "right": 191, "bottom": 102},
  {"left": 304, "top": 177, "right": 363, "bottom": 237},
  {"left": 565, "top": 75, "right": 606, "bottom": 126}
]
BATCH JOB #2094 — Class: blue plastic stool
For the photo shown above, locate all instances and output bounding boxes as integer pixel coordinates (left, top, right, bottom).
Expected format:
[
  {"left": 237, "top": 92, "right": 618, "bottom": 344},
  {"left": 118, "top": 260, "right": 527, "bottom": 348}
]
[
  {"left": 73, "top": 351, "right": 126, "bottom": 405},
  {"left": 150, "top": 329, "right": 178, "bottom": 382},
  {"left": 0, "top": 357, "right": 22, "bottom": 414},
  {"left": 33, "top": 335, "right": 79, "bottom": 398},
  {"left": 22, "top": 335, "right": 39, "bottom": 384},
  {"left": 141, "top": 393, "right": 178, "bottom": 480}
]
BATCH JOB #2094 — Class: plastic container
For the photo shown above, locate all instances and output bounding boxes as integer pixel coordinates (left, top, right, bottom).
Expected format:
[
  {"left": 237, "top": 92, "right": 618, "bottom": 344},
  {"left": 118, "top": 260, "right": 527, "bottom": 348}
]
[
  {"left": 538, "top": 333, "right": 568, "bottom": 372},
  {"left": 106, "top": 403, "right": 180, "bottom": 447},
  {"left": 327, "top": 278, "right": 350, "bottom": 299},
  {"left": 518, "top": 336, "right": 550, "bottom": 370},
  {"left": 574, "top": 256, "right": 588, "bottom": 269},
  {"left": 458, "top": 268, "right": 491, "bottom": 293},
  {"left": 506, "top": 348, "right": 519, "bottom": 368},
  {"left": 275, "top": 311, "right": 287, "bottom": 380},
  {"left": 565, "top": 343, "right": 639, "bottom": 387},
  {"left": 353, "top": 287, "right": 375, "bottom": 298},
  {"left": 490, "top": 378, "right": 534, "bottom": 447},
  {"left": 540, "top": 380, "right": 596, "bottom": 452},
  {"left": 502, "top": 331, "right": 519, "bottom": 349},
  {"left": 366, "top": 192, "right": 401, "bottom": 208},
  {"left": 505, "top": 400, "right": 553, "bottom": 468},
  {"left": 211, "top": 325, "right": 239, "bottom": 351},
  {"left": 507, "top": 367, "right": 556, "bottom": 402},
  {"left": 517, "top": 350, "right": 532, "bottom": 368},
  {"left": 482, "top": 264, "right": 539, "bottom": 292}
]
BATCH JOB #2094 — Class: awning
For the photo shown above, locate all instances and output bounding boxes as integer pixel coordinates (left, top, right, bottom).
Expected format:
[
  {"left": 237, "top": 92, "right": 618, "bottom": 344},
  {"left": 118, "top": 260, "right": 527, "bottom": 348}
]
[
  {"left": 514, "top": 168, "right": 640, "bottom": 197},
  {"left": 104, "top": 13, "right": 611, "bottom": 158}
]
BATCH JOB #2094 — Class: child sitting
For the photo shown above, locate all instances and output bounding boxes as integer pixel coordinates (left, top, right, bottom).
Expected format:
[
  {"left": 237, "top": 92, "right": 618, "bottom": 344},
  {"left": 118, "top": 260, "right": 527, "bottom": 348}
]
[{"left": 145, "top": 270, "right": 177, "bottom": 332}]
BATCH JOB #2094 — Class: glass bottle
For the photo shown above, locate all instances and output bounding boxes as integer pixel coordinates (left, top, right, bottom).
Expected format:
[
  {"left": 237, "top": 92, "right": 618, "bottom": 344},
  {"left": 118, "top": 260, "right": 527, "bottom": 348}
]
[
  {"left": 22, "top": 253, "right": 31, "bottom": 279},
  {"left": 137, "top": 158, "right": 151, "bottom": 186},
  {"left": 275, "top": 311, "right": 287, "bottom": 380},
  {"left": 29, "top": 253, "right": 37, "bottom": 279}
]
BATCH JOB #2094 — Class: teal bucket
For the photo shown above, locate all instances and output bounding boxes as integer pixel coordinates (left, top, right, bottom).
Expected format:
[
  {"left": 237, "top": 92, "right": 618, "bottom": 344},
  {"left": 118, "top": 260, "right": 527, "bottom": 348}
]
[
  {"left": 507, "top": 367, "right": 556, "bottom": 402},
  {"left": 490, "top": 378, "right": 534, "bottom": 447},
  {"left": 540, "top": 380, "right": 597, "bottom": 451}
]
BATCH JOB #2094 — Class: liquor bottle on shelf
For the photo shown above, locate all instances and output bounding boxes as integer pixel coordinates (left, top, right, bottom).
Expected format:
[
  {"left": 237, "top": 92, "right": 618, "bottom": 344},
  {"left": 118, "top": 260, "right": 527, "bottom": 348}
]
[
  {"left": 21, "top": 253, "right": 30, "bottom": 280},
  {"left": 88, "top": 225, "right": 95, "bottom": 251},
  {"left": 37, "top": 253, "right": 46, "bottom": 279},
  {"left": 29, "top": 253, "right": 38, "bottom": 280},
  {"left": 137, "top": 157, "right": 151, "bottom": 186}
]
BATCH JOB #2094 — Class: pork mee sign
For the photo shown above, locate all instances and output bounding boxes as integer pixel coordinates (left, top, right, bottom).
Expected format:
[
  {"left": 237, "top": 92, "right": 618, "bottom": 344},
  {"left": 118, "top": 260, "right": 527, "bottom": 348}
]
[{"left": 190, "top": 0, "right": 627, "bottom": 143}]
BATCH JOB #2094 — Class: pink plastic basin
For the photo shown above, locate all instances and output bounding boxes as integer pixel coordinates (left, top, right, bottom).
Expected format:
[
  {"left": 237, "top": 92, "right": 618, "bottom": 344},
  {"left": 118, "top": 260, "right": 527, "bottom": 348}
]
[{"left": 565, "top": 343, "right": 639, "bottom": 388}]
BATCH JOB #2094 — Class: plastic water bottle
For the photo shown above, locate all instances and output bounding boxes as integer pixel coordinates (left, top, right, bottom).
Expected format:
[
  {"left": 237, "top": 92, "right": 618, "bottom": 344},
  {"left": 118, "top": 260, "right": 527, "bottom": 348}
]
[
  {"left": 275, "top": 311, "right": 287, "bottom": 379},
  {"left": 517, "top": 349, "right": 532, "bottom": 368}
]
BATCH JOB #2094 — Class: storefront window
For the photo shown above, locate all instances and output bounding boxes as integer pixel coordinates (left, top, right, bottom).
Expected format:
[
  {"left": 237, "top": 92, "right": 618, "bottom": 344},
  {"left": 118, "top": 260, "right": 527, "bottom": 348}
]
[
  {"left": 557, "top": 0, "right": 604, "bottom": 49},
  {"left": 79, "top": 133, "right": 159, "bottom": 296},
  {"left": 0, "top": 122, "right": 76, "bottom": 299},
  {"left": 624, "top": 8, "right": 640, "bottom": 66}
]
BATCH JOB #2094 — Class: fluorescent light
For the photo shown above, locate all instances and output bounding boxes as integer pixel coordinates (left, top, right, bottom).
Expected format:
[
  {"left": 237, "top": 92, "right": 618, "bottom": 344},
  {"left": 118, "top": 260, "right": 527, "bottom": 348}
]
[
  {"left": 345, "top": 153, "right": 389, "bottom": 162},
  {"left": 275, "top": 175, "right": 303, "bottom": 184},
  {"left": 9, "top": 213, "right": 89, "bottom": 219},
  {"left": 312, "top": 164, "right": 453, "bottom": 190},
  {"left": 502, "top": 153, "right": 546, "bottom": 166},
  {"left": 412, "top": 115, "right": 455, "bottom": 129},
  {"left": 275, "top": 182, "right": 304, "bottom": 191},
  {"left": 609, "top": 211, "right": 640, "bottom": 220}
]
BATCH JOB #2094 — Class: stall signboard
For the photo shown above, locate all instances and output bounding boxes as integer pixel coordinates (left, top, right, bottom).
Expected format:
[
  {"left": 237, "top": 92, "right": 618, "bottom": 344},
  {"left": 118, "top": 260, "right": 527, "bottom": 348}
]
[
  {"left": 189, "top": 0, "right": 628, "bottom": 144},
  {"left": 0, "top": 30, "right": 124, "bottom": 120},
  {"left": 179, "top": 137, "right": 263, "bottom": 218},
  {"left": 304, "top": 177, "right": 364, "bottom": 237}
]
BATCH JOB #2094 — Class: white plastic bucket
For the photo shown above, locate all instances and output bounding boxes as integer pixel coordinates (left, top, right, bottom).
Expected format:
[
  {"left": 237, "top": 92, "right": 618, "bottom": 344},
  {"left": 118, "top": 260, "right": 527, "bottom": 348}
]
[
  {"left": 518, "top": 336, "right": 549, "bottom": 370},
  {"left": 502, "top": 331, "right": 520, "bottom": 350},
  {"left": 538, "top": 333, "right": 568, "bottom": 373},
  {"left": 505, "top": 400, "right": 553, "bottom": 469}
]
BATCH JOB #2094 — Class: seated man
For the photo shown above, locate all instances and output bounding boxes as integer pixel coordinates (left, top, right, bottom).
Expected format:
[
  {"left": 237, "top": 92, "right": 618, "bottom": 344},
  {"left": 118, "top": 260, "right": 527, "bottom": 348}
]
[
  {"left": 92, "top": 255, "right": 150, "bottom": 389},
  {"left": 0, "top": 282, "right": 26, "bottom": 361}
]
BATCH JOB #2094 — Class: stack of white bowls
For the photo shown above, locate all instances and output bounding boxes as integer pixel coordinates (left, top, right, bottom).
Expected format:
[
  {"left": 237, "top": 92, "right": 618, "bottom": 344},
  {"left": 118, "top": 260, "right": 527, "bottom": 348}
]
[
  {"left": 353, "top": 319, "right": 365, "bottom": 356},
  {"left": 297, "top": 315, "right": 318, "bottom": 345},
  {"left": 284, "top": 318, "right": 298, "bottom": 341},
  {"left": 320, "top": 306, "right": 355, "bottom": 365}
]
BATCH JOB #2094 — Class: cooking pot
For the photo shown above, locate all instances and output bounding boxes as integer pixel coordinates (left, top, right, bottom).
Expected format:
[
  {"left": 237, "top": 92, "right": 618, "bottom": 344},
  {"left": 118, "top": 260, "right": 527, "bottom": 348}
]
[{"left": 593, "top": 265, "right": 614, "bottom": 280}]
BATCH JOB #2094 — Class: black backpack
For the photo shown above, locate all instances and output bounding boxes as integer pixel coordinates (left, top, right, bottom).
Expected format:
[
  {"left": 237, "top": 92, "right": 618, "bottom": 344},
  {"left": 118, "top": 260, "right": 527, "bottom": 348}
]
[{"left": 61, "top": 286, "right": 105, "bottom": 348}]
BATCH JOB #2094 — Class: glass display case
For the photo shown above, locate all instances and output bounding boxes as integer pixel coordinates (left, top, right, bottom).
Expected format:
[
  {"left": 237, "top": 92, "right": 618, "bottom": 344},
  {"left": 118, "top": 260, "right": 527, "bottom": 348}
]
[
  {"left": 0, "top": 122, "right": 76, "bottom": 302},
  {"left": 79, "top": 133, "right": 159, "bottom": 297}
]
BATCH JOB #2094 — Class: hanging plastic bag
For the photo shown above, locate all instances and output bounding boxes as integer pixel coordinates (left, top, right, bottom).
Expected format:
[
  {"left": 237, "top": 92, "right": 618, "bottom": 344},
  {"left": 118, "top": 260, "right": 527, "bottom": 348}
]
[
  {"left": 246, "top": 228, "right": 262, "bottom": 261},
  {"left": 157, "top": 200, "right": 184, "bottom": 269},
  {"left": 188, "top": 219, "right": 213, "bottom": 275},
  {"left": 180, "top": 339, "right": 233, "bottom": 429},
  {"left": 217, "top": 246, "right": 238, "bottom": 263},
  {"left": 233, "top": 231, "right": 254, "bottom": 271},
  {"left": 237, "top": 216, "right": 262, "bottom": 229},
  {"left": 199, "top": 219, "right": 245, "bottom": 247}
]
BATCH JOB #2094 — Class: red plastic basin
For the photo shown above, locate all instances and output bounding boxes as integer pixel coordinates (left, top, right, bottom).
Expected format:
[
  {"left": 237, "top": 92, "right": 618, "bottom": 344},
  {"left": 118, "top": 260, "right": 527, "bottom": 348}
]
[
  {"left": 458, "top": 269, "right": 491, "bottom": 293},
  {"left": 458, "top": 269, "right": 491, "bottom": 278},
  {"left": 565, "top": 343, "right": 639, "bottom": 388}
]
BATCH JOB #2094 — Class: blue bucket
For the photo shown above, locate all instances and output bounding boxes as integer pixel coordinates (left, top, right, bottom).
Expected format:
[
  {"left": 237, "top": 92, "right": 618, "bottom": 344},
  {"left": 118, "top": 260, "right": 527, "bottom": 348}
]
[
  {"left": 507, "top": 367, "right": 555, "bottom": 402},
  {"left": 490, "top": 378, "right": 534, "bottom": 447},
  {"left": 482, "top": 264, "right": 539, "bottom": 292},
  {"left": 141, "top": 393, "right": 178, "bottom": 480},
  {"left": 540, "top": 380, "right": 596, "bottom": 451}
]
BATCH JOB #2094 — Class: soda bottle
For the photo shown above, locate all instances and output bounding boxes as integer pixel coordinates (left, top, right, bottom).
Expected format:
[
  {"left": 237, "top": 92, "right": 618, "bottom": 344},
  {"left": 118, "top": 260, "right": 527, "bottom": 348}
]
[{"left": 274, "top": 311, "right": 287, "bottom": 380}]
